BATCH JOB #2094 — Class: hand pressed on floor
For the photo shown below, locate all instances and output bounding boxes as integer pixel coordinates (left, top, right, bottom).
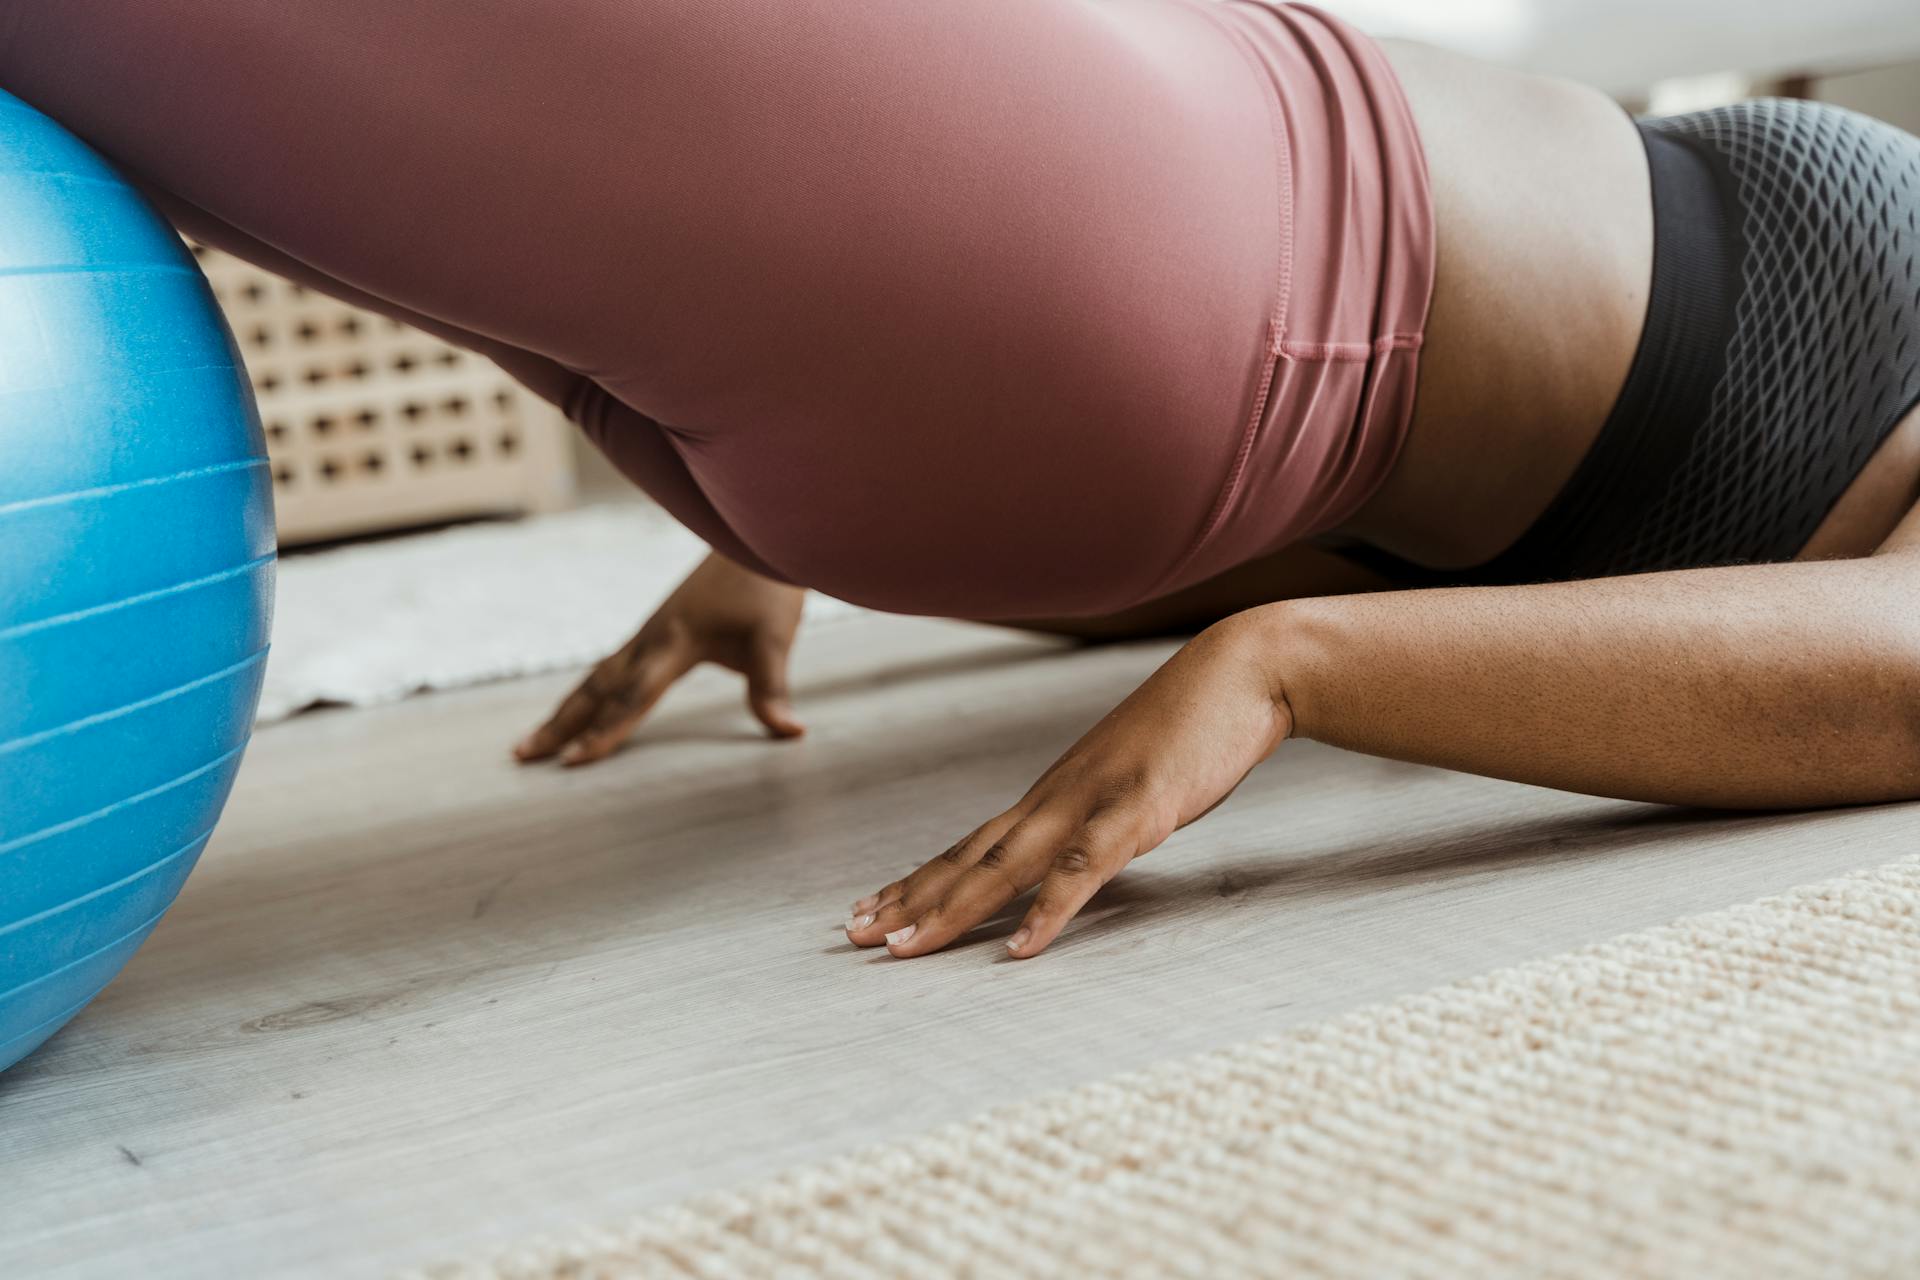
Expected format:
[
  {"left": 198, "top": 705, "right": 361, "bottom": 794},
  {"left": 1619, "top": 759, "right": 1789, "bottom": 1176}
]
[
  {"left": 514, "top": 552, "right": 807, "bottom": 766},
  {"left": 843, "top": 616, "right": 1294, "bottom": 960}
]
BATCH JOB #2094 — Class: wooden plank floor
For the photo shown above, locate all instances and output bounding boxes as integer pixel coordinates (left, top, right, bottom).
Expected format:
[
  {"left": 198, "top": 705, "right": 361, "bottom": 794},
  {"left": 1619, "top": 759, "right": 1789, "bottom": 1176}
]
[{"left": 4, "top": 614, "right": 1914, "bottom": 1278}]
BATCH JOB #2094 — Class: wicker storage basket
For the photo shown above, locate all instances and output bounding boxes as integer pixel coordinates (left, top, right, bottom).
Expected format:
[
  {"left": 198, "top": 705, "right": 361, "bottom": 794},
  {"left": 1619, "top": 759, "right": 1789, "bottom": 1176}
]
[{"left": 190, "top": 242, "right": 575, "bottom": 545}]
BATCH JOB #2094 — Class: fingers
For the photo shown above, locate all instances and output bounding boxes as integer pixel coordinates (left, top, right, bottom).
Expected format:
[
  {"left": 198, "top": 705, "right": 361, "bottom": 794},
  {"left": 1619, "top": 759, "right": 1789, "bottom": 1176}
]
[
  {"left": 846, "top": 808, "right": 1078, "bottom": 956},
  {"left": 882, "top": 827, "right": 1050, "bottom": 957},
  {"left": 745, "top": 637, "right": 804, "bottom": 739},
  {"left": 1006, "top": 808, "right": 1142, "bottom": 958},
  {"left": 517, "top": 608, "right": 803, "bottom": 763},
  {"left": 513, "top": 676, "right": 608, "bottom": 762},
  {"left": 846, "top": 801, "right": 1150, "bottom": 961},
  {"left": 843, "top": 878, "right": 904, "bottom": 935},
  {"left": 513, "top": 639, "right": 693, "bottom": 766},
  {"left": 555, "top": 648, "right": 695, "bottom": 766},
  {"left": 843, "top": 808, "right": 1031, "bottom": 945}
]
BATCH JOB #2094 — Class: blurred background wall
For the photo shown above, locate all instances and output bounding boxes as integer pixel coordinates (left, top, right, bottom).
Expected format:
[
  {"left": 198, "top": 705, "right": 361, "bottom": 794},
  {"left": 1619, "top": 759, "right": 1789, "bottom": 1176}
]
[{"left": 1818, "top": 63, "right": 1920, "bottom": 133}]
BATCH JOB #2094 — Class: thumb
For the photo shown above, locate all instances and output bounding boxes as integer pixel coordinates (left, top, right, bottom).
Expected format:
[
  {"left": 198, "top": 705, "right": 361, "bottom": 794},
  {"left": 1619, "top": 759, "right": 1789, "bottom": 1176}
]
[{"left": 745, "top": 639, "right": 805, "bottom": 739}]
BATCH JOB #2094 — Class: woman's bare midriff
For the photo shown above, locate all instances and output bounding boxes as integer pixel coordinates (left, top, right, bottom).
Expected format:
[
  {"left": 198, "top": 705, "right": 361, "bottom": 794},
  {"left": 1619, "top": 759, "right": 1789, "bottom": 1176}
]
[
  {"left": 1340, "top": 39, "right": 1920, "bottom": 570},
  {"left": 1007, "top": 43, "right": 1920, "bottom": 642}
]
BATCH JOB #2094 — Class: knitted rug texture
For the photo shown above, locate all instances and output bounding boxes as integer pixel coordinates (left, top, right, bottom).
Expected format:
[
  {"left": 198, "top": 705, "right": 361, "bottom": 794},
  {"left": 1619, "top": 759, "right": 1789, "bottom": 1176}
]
[{"left": 411, "top": 854, "right": 1920, "bottom": 1279}]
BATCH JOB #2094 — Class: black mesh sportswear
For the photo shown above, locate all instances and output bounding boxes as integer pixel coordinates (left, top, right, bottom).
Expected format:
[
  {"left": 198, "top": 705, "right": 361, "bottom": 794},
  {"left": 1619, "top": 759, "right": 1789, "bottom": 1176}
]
[{"left": 1323, "top": 99, "right": 1920, "bottom": 588}]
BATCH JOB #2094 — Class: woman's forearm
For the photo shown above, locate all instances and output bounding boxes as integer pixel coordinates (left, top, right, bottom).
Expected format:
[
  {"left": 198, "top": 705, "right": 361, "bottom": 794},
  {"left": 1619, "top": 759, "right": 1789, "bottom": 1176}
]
[{"left": 1258, "top": 552, "right": 1920, "bottom": 808}]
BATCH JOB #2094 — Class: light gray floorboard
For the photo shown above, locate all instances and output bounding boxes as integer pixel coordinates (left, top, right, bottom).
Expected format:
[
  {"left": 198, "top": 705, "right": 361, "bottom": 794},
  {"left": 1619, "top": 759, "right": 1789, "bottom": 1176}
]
[{"left": 4, "top": 614, "right": 1913, "bottom": 1278}]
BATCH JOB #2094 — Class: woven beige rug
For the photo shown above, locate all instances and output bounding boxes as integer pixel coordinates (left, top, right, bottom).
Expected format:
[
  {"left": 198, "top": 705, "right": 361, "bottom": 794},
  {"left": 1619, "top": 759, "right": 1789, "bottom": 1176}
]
[{"left": 414, "top": 856, "right": 1920, "bottom": 1279}]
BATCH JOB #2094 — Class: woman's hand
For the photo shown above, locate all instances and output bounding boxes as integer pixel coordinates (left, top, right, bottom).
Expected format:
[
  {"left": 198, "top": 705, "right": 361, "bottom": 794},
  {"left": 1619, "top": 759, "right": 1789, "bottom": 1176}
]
[
  {"left": 514, "top": 552, "right": 807, "bottom": 766},
  {"left": 844, "top": 613, "right": 1295, "bottom": 959}
]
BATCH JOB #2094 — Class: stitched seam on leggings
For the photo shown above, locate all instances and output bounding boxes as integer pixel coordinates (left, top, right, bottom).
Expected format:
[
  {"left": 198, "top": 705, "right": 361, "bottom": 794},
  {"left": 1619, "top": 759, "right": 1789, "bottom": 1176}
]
[
  {"left": 1281, "top": 333, "right": 1425, "bottom": 362},
  {"left": 1148, "top": 0, "right": 1293, "bottom": 599}
]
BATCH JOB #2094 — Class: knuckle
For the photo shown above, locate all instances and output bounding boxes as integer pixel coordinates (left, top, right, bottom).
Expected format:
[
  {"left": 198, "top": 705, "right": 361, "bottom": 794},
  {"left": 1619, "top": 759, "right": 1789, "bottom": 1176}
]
[
  {"left": 976, "top": 841, "right": 1013, "bottom": 870},
  {"left": 607, "top": 685, "right": 649, "bottom": 714},
  {"left": 936, "top": 842, "right": 971, "bottom": 869},
  {"left": 1051, "top": 844, "right": 1095, "bottom": 876},
  {"left": 655, "top": 616, "right": 692, "bottom": 649},
  {"left": 584, "top": 666, "right": 624, "bottom": 698}
]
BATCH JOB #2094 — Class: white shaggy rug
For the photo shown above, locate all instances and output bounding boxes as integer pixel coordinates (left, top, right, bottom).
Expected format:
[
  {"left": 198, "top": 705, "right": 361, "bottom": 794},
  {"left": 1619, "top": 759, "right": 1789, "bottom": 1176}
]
[
  {"left": 411, "top": 855, "right": 1920, "bottom": 1280},
  {"left": 259, "top": 506, "right": 863, "bottom": 724}
]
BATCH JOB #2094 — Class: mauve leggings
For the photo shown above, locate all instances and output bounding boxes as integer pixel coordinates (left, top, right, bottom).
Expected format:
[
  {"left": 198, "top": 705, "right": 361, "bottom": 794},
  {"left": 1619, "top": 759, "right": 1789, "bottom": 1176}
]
[{"left": 0, "top": 0, "right": 1433, "bottom": 618}]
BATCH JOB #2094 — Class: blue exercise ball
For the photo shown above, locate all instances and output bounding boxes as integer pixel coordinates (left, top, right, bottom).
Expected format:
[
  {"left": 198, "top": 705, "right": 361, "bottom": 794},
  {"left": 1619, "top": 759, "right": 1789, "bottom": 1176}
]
[{"left": 0, "top": 91, "right": 274, "bottom": 1073}]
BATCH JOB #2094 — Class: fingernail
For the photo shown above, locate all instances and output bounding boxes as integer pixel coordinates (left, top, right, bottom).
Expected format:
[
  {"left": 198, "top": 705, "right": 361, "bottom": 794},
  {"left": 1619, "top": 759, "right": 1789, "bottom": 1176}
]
[
  {"left": 885, "top": 924, "right": 916, "bottom": 947},
  {"left": 1007, "top": 929, "right": 1031, "bottom": 954},
  {"left": 851, "top": 895, "right": 879, "bottom": 914},
  {"left": 846, "top": 913, "right": 875, "bottom": 931}
]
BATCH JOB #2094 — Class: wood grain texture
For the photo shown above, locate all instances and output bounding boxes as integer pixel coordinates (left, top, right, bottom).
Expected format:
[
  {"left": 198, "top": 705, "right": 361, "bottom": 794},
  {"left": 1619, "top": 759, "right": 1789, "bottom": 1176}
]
[{"left": 2, "top": 614, "right": 1913, "bottom": 1278}]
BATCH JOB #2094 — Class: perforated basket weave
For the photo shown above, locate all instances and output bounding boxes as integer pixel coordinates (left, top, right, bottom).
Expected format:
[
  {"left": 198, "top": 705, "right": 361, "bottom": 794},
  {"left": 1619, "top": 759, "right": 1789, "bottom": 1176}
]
[{"left": 190, "top": 242, "right": 575, "bottom": 545}]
